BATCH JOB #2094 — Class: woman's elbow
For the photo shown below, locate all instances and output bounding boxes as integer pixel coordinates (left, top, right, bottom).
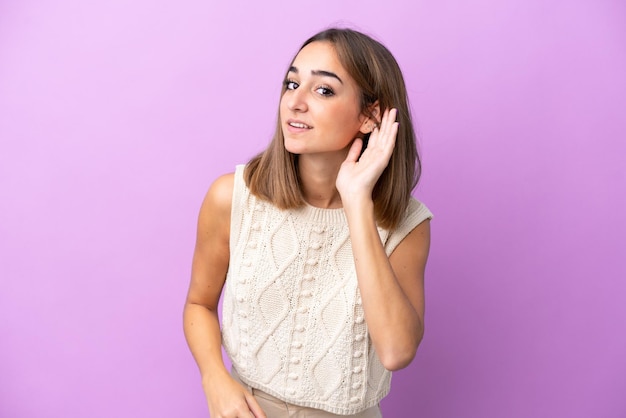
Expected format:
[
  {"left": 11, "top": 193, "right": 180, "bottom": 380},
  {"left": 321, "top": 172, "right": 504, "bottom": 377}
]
[
  {"left": 379, "top": 347, "right": 417, "bottom": 371},
  {"left": 378, "top": 330, "right": 424, "bottom": 371}
]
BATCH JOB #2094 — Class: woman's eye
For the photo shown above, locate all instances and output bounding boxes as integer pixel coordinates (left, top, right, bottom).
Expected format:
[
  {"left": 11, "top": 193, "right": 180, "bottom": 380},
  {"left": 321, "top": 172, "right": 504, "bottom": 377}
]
[
  {"left": 285, "top": 80, "right": 298, "bottom": 90},
  {"left": 316, "top": 86, "right": 334, "bottom": 96}
]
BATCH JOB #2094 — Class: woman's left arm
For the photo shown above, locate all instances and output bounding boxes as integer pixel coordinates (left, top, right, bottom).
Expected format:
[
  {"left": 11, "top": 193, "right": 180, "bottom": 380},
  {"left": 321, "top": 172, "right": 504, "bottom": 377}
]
[
  {"left": 345, "top": 204, "right": 430, "bottom": 371},
  {"left": 337, "top": 108, "right": 431, "bottom": 371}
]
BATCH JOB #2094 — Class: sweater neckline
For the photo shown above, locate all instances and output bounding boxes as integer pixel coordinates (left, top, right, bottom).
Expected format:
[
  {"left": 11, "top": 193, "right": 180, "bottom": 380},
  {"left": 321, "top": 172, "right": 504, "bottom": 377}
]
[{"left": 297, "top": 201, "right": 347, "bottom": 225}]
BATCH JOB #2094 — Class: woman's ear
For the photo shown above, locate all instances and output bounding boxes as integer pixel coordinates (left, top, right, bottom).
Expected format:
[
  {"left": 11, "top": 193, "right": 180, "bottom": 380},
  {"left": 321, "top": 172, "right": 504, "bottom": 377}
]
[{"left": 359, "top": 102, "right": 381, "bottom": 134}]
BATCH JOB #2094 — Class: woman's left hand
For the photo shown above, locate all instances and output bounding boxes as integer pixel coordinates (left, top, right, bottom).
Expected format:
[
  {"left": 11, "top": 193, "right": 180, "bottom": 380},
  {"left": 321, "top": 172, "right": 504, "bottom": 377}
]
[{"left": 336, "top": 108, "right": 398, "bottom": 203}]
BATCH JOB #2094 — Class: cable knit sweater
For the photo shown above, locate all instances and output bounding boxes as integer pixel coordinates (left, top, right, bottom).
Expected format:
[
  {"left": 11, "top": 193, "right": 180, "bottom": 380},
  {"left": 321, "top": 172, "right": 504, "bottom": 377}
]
[{"left": 222, "top": 165, "right": 433, "bottom": 415}]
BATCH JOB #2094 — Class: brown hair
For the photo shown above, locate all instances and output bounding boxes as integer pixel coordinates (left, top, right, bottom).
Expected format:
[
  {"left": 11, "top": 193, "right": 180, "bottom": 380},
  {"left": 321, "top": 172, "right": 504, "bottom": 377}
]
[{"left": 244, "top": 28, "right": 421, "bottom": 230}]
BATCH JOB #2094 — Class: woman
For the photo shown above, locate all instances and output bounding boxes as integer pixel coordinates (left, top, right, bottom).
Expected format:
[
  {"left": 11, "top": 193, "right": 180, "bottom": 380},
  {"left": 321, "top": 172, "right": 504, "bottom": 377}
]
[{"left": 184, "top": 28, "right": 433, "bottom": 418}]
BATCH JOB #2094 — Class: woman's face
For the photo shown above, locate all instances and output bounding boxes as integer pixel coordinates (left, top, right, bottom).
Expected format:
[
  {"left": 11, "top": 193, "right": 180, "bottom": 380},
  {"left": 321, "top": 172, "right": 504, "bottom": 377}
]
[{"left": 280, "top": 41, "right": 368, "bottom": 157}]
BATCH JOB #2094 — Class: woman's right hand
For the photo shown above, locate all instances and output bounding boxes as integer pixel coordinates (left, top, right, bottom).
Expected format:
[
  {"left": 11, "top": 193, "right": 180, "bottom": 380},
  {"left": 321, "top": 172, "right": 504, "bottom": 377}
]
[{"left": 204, "top": 374, "right": 266, "bottom": 418}]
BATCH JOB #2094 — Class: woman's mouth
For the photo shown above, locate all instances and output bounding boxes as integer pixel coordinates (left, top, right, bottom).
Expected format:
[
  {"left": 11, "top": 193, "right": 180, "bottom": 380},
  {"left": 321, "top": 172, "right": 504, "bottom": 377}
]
[{"left": 287, "top": 120, "right": 312, "bottom": 130}]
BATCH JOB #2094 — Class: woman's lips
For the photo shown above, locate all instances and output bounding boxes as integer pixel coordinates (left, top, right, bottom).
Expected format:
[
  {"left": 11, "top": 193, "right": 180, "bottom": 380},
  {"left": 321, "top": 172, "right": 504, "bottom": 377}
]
[{"left": 286, "top": 119, "right": 312, "bottom": 133}]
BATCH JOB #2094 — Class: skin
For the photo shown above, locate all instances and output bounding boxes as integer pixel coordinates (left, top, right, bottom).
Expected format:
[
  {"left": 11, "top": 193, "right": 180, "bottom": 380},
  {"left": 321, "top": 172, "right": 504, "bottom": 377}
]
[{"left": 183, "top": 41, "right": 431, "bottom": 417}]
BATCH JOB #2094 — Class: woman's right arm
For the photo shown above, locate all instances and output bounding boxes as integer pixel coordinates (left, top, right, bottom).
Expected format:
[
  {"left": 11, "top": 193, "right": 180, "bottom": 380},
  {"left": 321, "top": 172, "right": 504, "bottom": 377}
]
[{"left": 183, "top": 173, "right": 265, "bottom": 418}]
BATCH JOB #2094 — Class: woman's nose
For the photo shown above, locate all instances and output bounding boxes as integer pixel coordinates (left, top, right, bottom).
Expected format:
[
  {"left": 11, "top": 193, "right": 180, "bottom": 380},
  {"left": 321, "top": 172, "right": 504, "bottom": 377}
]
[{"left": 286, "top": 88, "right": 308, "bottom": 112}]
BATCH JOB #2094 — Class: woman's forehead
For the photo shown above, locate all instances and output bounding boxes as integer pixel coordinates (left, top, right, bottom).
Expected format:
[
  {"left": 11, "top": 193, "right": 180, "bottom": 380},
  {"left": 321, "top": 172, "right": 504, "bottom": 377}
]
[{"left": 291, "top": 41, "right": 344, "bottom": 74}]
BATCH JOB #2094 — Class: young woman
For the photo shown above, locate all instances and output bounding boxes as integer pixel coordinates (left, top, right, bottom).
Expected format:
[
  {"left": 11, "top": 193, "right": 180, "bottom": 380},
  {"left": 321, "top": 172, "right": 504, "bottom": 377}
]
[{"left": 184, "top": 28, "right": 433, "bottom": 418}]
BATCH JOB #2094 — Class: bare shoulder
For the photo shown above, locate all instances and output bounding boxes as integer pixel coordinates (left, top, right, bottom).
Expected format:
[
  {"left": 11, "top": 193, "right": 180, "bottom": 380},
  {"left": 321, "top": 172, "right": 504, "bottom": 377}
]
[
  {"left": 388, "top": 219, "right": 431, "bottom": 319},
  {"left": 202, "top": 173, "right": 234, "bottom": 211},
  {"left": 196, "top": 172, "right": 235, "bottom": 245},
  {"left": 391, "top": 219, "right": 431, "bottom": 263}
]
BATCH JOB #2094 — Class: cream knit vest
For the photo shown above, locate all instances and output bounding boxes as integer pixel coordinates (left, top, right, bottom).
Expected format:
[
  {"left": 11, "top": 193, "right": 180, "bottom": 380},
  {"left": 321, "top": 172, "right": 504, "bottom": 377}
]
[{"left": 222, "top": 165, "right": 433, "bottom": 415}]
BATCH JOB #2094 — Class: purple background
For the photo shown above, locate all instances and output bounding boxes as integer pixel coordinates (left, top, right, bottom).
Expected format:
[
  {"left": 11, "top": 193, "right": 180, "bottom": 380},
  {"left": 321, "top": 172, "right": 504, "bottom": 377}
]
[{"left": 1, "top": 0, "right": 625, "bottom": 417}]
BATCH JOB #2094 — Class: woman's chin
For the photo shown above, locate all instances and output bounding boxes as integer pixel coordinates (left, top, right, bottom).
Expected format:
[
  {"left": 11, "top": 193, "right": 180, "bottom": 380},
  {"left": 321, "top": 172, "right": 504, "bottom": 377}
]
[{"left": 283, "top": 139, "right": 307, "bottom": 155}]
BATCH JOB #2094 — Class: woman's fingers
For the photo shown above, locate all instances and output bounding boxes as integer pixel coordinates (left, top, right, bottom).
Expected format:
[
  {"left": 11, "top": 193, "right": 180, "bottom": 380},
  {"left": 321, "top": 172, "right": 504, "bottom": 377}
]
[
  {"left": 245, "top": 391, "right": 267, "bottom": 418},
  {"left": 362, "top": 108, "right": 397, "bottom": 161},
  {"left": 345, "top": 138, "right": 364, "bottom": 164},
  {"left": 380, "top": 108, "right": 398, "bottom": 146},
  {"left": 337, "top": 107, "right": 399, "bottom": 198}
]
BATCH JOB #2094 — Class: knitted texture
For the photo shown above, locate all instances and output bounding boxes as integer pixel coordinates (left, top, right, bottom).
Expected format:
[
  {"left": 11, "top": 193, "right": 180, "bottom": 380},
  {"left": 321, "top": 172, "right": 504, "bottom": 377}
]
[{"left": 222, "top": 165, "right": 433, "bottom": 415}]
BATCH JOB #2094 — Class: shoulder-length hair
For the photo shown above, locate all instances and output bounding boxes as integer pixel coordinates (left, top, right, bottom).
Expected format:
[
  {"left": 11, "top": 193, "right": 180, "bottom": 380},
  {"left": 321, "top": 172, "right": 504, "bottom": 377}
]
[{"left": 244, "top": 27, "right": 421, "bottom": 230}]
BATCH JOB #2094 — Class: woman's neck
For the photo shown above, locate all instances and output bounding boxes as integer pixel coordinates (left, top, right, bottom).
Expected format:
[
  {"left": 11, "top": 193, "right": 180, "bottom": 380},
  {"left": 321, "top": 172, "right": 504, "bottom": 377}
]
[{"left": 297, "top": 152, "right": 346, "bottom": 209}]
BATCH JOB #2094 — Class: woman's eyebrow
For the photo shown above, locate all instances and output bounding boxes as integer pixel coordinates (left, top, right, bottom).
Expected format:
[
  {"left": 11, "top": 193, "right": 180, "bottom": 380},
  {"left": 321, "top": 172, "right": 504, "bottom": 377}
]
[{"left": 288, "top": 66, "right": 343, "bottom": 84}]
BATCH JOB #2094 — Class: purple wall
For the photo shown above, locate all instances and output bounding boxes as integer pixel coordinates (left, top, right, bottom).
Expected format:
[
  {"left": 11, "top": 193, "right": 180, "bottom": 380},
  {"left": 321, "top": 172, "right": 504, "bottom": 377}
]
[{"left": 1, "top": 1, "right": 624, "bottom": 417}]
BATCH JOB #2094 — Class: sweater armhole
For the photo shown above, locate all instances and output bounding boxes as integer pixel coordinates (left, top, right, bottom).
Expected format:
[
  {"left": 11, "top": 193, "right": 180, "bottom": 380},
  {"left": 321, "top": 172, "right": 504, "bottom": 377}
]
[
  {"left": 229, "top": 164, "right": 247, "bottom": 254},
  {"left": 384, "top": 198, "right": 433, "bottom": 256}
]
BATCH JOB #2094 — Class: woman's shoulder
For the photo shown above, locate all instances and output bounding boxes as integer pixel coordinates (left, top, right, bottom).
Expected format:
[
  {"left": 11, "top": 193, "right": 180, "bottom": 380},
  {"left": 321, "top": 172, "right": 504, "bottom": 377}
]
[
  {"left": 199, "top": 172, "right": 236, "bottom": 220},
  {"left": 210, "top": 171, "right": 236, "bottom": 195}
]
